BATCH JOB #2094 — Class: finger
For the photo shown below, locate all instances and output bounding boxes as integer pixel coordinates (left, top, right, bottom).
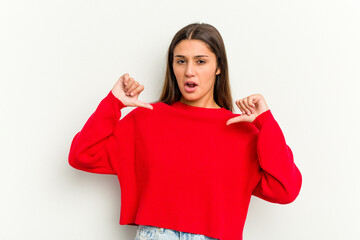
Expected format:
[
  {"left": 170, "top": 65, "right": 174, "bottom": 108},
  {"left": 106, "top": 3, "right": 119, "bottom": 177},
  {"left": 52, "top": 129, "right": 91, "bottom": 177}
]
[
  {"left": 244, "top": 97, "right": 255, "bottom": 114},
  {"left": 136, "top": 100, "right": 153, "bottom": 110},
  {"left": 242, "top": 99, "right": 252, "bottom": 115},
  {"left": 235, "top": 100, "right": 245, "bottom": 114},
  {"left": 129, "top": 84, "right": 144, "bottom": 96},
  {"left": 126, "top": 81, "right": 140, "bottom": 96},
  {"left": 226, "top": 115, "right": 243, "bottom": 126},
  {"left": 122, "top": 73, "right": 130, "bottom": 85},
  {"left": 249, "top": 96, "right": 256, "bottom": 108},
  {"left": 124, "top": 77, "right": 135, "bottom": 92},
  {"left": 247, "top": 96, "right": 255, "bottom": 113},
  {"left": 226, "top": 117, "right": 235, "bottom": 126},
  {"left": 237, "top": 100, "right": 246, "bottom": 115},
  {"left": 239, "top": 99, "right": 250, "bottom": 115}
]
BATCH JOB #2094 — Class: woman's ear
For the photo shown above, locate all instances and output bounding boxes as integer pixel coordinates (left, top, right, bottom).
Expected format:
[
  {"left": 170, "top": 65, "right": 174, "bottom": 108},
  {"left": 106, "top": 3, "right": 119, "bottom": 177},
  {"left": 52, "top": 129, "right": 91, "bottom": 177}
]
[{"left": 216, "top": 68, "right": 221, "bottom": 75}]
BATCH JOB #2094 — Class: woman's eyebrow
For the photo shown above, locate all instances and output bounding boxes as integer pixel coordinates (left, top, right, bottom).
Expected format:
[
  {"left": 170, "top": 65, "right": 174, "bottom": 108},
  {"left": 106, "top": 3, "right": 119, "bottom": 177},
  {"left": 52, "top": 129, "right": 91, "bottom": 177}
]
[{"left": 174, "top": 55, "right": 209, "bottom": 58}]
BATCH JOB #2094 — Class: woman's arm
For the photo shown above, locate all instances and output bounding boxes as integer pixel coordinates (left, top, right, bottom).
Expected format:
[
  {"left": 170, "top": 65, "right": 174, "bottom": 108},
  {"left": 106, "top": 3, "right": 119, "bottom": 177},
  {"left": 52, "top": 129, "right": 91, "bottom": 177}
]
[
  {"left": 251, "top": 110, "right": 302, "bottom": 204},
  {"left": 68, "top": 90, "right": 134, "bottom": 175}
]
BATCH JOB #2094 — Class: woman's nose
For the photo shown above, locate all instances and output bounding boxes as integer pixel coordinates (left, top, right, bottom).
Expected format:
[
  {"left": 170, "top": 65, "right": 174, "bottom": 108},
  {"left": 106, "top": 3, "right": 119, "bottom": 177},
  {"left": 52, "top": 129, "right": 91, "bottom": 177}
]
[{"left": 185, "top": 63, "right": 195, "bottom": 77}]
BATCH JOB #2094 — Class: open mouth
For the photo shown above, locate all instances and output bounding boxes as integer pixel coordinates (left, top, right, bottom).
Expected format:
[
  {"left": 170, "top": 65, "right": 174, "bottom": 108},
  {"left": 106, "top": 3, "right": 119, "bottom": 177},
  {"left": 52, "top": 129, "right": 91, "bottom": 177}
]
[
  {"left": 186, "top": 83, "right": 196, "bottom": 88},
  {"left": 184, "top": 82, "right": 198, "bottom": 92},
  {"left": 185, "top": 82, "right": 198, "bottom": 88}
]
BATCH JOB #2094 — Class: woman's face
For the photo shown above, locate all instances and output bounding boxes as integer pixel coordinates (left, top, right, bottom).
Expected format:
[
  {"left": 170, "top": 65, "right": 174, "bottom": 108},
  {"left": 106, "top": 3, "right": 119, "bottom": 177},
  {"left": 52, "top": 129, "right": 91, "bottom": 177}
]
[{"left": 173, "top": 39, "right": 221, "bottom": 107}]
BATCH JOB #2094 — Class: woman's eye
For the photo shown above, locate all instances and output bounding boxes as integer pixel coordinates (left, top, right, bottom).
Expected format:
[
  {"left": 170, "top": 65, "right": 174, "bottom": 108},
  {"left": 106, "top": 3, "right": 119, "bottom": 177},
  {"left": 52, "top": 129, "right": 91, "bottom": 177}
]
[{"left": 176, "top": 60, "right": 206, "bottom": 64}]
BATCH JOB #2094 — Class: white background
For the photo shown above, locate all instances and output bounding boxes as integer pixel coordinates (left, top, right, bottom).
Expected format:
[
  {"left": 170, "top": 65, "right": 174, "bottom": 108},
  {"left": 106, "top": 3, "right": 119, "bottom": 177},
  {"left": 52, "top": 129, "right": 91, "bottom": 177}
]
[{"left": 1, "top": 0, "right": 359, "bottom": 239}]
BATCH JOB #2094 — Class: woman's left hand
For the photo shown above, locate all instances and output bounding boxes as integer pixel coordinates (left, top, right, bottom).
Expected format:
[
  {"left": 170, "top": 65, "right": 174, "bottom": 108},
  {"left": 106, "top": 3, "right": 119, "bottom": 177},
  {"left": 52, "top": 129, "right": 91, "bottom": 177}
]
[{"left": 226, "top": 94, "right": 270, "bottom": 126}]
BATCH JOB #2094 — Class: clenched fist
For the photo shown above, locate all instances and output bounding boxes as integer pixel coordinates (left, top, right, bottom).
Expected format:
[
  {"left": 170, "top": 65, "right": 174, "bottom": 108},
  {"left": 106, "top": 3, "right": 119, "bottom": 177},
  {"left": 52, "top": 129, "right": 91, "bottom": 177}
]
[
  {"left": 226, "top": 94, "right": 269, "bottom": 126},
  {"left": 111, "top": 73, "right": 153, "bottom": 110}
]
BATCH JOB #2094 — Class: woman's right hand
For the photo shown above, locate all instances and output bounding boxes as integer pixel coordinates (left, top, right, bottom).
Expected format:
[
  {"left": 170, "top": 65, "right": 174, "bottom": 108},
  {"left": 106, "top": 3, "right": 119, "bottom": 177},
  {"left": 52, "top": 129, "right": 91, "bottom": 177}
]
[{"left": 111, "top": 73, "right": 153, "bottom": 110}]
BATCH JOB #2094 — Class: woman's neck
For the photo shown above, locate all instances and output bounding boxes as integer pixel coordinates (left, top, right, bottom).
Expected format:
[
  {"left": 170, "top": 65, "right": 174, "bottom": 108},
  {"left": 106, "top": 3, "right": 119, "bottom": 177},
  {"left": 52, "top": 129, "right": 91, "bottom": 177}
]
[{"left": 179, "top": 97, "right": 221, "bottom": 109}]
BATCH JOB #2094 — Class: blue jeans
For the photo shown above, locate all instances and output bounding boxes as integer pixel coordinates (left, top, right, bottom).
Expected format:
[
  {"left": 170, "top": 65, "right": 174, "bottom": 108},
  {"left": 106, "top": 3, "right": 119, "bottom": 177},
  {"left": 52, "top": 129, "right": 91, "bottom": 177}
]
[{"left": 135, "top": 225, "right": 219, "bottom": 240}]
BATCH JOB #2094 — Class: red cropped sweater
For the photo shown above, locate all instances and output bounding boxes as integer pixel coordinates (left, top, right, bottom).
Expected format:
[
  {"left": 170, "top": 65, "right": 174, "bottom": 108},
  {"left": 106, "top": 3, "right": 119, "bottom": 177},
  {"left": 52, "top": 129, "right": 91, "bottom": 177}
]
[{"left": 68, "top": 90, "right": 302, "bottom": 240}]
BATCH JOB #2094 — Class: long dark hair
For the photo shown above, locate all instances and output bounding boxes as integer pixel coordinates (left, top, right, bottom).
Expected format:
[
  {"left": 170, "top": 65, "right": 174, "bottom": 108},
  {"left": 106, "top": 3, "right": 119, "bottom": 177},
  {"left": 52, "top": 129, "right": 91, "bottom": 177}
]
[{"left": 156, "top": 22, "right": 234, "bottom": 112}]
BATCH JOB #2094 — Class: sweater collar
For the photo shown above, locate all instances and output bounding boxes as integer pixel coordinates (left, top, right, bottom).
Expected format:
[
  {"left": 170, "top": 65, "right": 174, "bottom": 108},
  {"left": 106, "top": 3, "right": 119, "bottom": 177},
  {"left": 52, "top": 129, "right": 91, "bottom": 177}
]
[{"left": 171, "top": 100, "right": 227, "bottom": 113}]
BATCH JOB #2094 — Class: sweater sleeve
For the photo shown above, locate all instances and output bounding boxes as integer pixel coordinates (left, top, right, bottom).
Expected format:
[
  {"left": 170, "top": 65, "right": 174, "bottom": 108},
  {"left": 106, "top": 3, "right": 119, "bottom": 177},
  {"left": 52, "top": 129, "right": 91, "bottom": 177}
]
[
  {"left": 251, "top": 109, "right": 302, "bottom": 204},
  {"left": 68, "top": 90, "right": 133, "bottom": 175}
]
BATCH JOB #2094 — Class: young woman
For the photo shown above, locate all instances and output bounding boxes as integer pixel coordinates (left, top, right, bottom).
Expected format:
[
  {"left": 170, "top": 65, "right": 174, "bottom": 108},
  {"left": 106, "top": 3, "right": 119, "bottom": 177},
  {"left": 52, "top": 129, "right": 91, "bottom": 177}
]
[{"left": 68, "top": 23, "right": 302, "bottom": 240}]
